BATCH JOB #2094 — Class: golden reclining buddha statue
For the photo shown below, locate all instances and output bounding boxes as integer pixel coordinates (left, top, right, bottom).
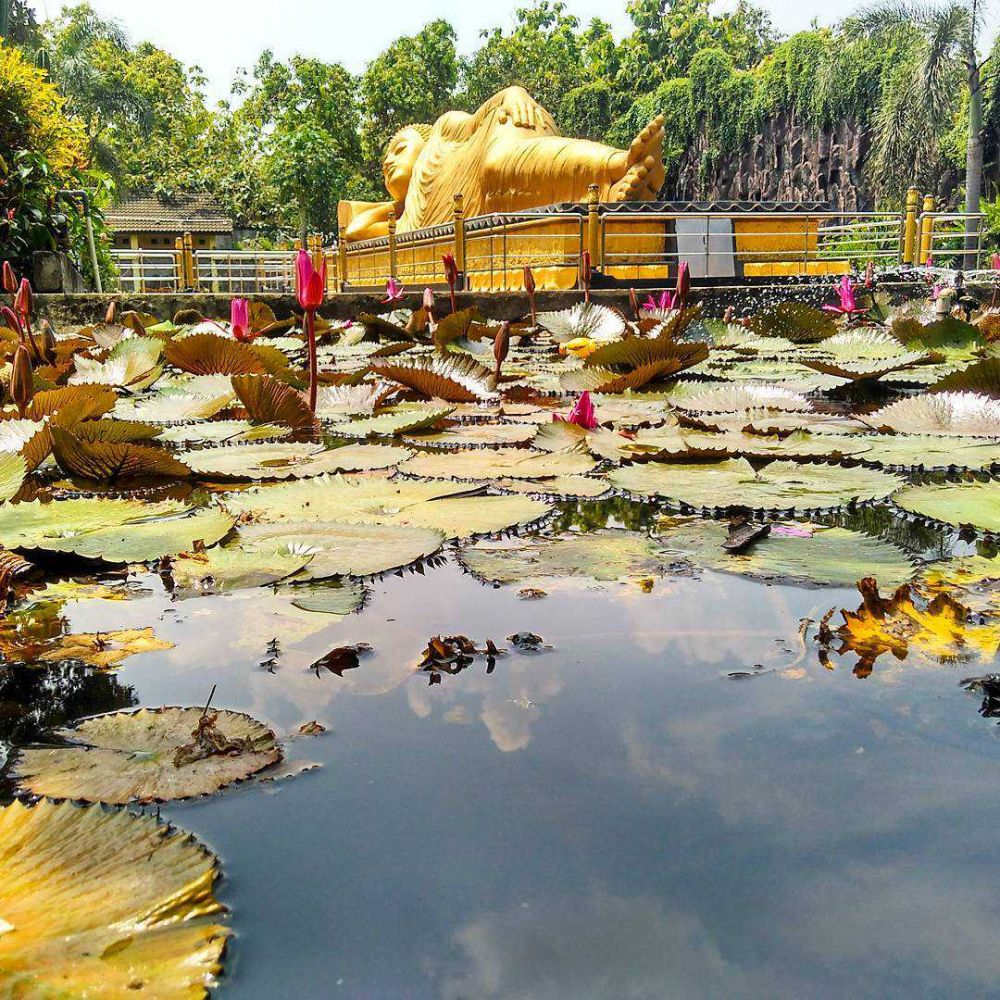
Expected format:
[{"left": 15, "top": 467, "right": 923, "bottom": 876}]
[{"left": 340, "top": 86, "right": 666, "bottom": 242}]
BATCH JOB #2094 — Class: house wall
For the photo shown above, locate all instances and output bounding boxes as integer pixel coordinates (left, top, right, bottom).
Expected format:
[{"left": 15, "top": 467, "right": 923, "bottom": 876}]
[{"left": 110, "top": 232, "right": 224, "bottom": 251}]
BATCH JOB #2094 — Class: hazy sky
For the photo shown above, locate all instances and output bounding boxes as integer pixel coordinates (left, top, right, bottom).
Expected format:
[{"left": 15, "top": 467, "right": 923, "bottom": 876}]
[{"left": 26, "top": 0, "right": 1000, "bottom": 105}]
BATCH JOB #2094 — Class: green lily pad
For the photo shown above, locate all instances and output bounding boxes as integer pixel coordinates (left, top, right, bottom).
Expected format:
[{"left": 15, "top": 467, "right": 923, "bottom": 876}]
[
  {"left": 290, "top": 580, "right": 368, "bottom": 615},
  {"left": 610, "top": 458, "right": 903, "bottom": 511},
  {"left": 237, "top": 521, "right": 445, "bottom": 578},
  {"left": 399, "top": 446, "right": 596, "bottom": 481},
  {"left": 894, "top": 480, "right": 1000, "bottom": 533},
  {"left": 0, "top": 451, "right": 26, "bottom": 503},
  {"left": 327, "top": 405, "right": 454, "bottom": 439},
  {"left": 167, "top": 544, "right": 314, "bottom": 591},
  {"left": 655, "top": 517, "right": 916, "bottom": 588},
  {"left": 460, "top": 528, "right": 676, "bottom": 585}
]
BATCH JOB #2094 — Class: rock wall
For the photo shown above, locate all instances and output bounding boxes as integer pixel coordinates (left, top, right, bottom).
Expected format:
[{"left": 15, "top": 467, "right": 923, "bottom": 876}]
[{"left": 672, "top": 112, "right": 870, "bottom": 210}]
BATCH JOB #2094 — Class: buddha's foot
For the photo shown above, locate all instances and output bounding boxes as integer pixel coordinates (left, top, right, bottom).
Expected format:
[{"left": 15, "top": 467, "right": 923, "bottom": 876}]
[{"left": 609, "top": 115, "right": 666, "bottom": 201}]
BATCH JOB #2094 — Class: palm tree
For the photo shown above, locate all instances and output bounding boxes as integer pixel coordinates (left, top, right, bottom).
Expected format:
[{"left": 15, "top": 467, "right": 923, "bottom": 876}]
[{"left": 848, "top": 1, "right": 991, "bottom": 229}]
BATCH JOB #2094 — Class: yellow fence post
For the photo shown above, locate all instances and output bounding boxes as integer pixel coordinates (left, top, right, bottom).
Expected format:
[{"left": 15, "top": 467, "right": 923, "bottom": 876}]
[
  {"left": 387, "top": 208, "right": 398, "bottom": 283},
  {"left": 338, "top": 243, "right": 348, "bottom": 292},
  {"left": 453, "top": 194, "right": 466, "bottom": 287},
  {"left": 180, "top": 232, "right": 197, "bottom": 291},
  {"left": 308, "top": 234, "right": 323, "bottom": 272},
  {"left": 918, "top": 194, "right": 936, "bottom": 264},
  {"left": 587, "top": 184, "right": 601, "bottom": 268},
  {"left": 902, "top": 187, "right": 920, "bottom": 265}
]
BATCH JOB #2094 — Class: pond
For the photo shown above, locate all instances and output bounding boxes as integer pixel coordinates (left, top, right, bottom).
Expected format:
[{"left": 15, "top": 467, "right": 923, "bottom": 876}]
[{"left": 0, "top": 288, "right": 998, "bottom": 997}]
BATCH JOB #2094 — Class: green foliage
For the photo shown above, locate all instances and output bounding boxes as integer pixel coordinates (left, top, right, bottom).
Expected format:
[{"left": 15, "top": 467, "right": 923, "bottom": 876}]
[{"left": 360, "top": 20, "right": 458, "bottom": 184}]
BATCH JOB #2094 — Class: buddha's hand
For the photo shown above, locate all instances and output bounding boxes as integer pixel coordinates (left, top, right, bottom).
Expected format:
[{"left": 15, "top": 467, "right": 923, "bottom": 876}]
[{"left": 496, "top": 87, "right": 548, "bottom": 130}]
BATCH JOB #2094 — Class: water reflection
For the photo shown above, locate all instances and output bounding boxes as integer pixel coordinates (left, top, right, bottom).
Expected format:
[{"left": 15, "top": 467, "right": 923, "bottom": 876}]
[{"left": 0, "top": 496, "right": 998, "bottom": 997}]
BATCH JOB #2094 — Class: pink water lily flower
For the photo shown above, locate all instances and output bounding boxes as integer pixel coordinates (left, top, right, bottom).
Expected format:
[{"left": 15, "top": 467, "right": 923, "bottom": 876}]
[
  {"left": 382, "top": 277, "right": 405, "bottom": 305},
  {"left": 991, "top": 253, "right": 1000, "bottom": 271},
  {"left": 554, "top": 391, "right": 598, "bottom": 431},
  {"left": 822, "top": 276, "right": 867, "bottom": 317},
  {"left": 230, "top": 298, "right": 253, "bottom": 342},
  {"left": 643, "top": 290, "right": 677, "bottom": 312}
]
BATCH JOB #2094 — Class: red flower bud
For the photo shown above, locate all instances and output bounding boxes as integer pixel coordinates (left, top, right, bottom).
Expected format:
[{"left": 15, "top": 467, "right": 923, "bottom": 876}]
[
  {"left": 14, "top": 278, "right": 32, "bottom": 319},
  {"left": 10, "top": 345, "right": 33, "bottom": 418},
  {"left": 2, "top": 262, "right": 16, "bottom": 296},
  {"left": 675, "top": 261, "right": 690, "bottom": 303},
  {"left": 522, "top": 266, "right": 536, "bottom": 296}
]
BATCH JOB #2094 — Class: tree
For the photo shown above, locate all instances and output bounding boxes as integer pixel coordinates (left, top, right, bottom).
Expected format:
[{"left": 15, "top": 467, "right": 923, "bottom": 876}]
[
  {"left": 233, "top": 52, "right": 365, "bottom": 240},
  {"left": 849, "top": 0, "right": 991, "bottom": 227},
  {"left": 360, "top": 20, "right": 458, "bottom": 178},
  {"left": 460, "top": 2, "right": 589, "bottom": 115}
]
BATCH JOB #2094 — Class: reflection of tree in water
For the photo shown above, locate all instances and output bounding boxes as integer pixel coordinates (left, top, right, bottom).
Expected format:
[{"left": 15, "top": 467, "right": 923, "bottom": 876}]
[
  {"left": 549, "top": 497, "right": 658, "bottom": 534},
  {"left": 0, "top": 665, "right": 137, "bottom": 794}
]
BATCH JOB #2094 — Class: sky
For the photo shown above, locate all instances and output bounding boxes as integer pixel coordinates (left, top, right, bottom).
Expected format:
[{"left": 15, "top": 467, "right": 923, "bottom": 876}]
[{"left": 26, "top": 0, "right": 1000, "bottom": 105}]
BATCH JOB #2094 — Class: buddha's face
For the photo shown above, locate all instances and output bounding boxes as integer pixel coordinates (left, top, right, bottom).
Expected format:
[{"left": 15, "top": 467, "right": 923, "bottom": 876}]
[{"left": 383, "top": 128, "right": 426, "bottom": 200}]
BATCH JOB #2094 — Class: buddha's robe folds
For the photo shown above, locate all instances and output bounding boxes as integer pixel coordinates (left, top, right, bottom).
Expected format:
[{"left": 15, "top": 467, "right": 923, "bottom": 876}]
[{"left": 397, "top": 91, "right": 631, "bottom": 234}]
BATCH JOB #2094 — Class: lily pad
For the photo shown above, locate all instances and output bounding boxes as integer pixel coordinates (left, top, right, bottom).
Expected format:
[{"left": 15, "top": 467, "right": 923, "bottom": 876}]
[
  {"left": 460, "top": 528, "right": 676, "bottom": 586},
  {"left": 0, "top": 799, "right": 227, "bottom": 994},
  {"left": 290, "top": 580, "right": 368, "bottom": 615},
  {"left": 181, "top": 442, "right": 411, "bottom": 480},
  {"left": 672, "top": 384, "right": 812, "bottom": 413},
  {"left": 168, "top": 544, "right": 314, "bottom": 591},
  {"left": 12, "top": 706, "right": 282, "bottom": 803},
  {"left": 237, "top": 521, "right": 445, "bottom": 578},
  {"left": 0, "top": 451, "right": 26, "bottom": 503},
  {"left": 399, "top": 446, "right": 596, "bottom": 481},
  {"left": 327, "top": 405, "right": 454, "bottom": 438},
  {"left": 863, "top": 392, "right": 1000, "bottom": 437},
  {"left": 894, "top": 480, "right": 1000, "bottom": 533},
  {"left": 402, "top": 423, "right": 537, "bottom": 448},
  {"left": 610, "top": 458, "right": 903, "bottom": 511},
  {"left": 655, "top": 517, "right": 916, "bottom": 588}
]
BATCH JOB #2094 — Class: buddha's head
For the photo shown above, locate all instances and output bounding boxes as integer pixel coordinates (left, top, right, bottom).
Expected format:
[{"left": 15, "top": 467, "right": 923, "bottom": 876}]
[{"left": 383, "top": 124, "right": 431, "bottom": 200}]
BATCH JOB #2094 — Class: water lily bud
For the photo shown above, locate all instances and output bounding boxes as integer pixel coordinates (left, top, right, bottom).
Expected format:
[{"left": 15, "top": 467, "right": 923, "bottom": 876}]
[
  {"left": 522, "top": 266, "right": 536, "bottom": 296},
  {"left": 13, "top": 278, "right": 32, "bottom": 319},
  {"left": 2, "top": 262, "right": 16, "bottom": 296},
  {"left": 493, "top": 321, "right": 510, "bottom": 366},
  {"left": 40, "top": 319, "right": 57, "bottom": 363},
  {"left": 675, "top": 261, "right": 691, "bottom": 303},
  {"left": 11, "top": 345, "right": 33, "bottom": 417},
  {"left": 628, "top": 288, "right": 639, "bottom": 320},
  {"left": 105, "top": 300, "right": 117, "bottom": 324},
  {"left": 442, "top": 253, "right": 458, "bottom": 287},
  {"left": 422, "top": 287, "right": 435, "bottom": 313}
]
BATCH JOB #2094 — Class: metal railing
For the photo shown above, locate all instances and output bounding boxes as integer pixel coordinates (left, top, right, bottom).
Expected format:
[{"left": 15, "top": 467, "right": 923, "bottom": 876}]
[
  {"left": 918, "top": 212, "right": 986, "bottom": 270},
  {"left": 195, "top": 251, "right": 297, "bottom": 294},
  {"left": 110, "top": 250, "right": 182, "bottom": 293},
  {"left": 108, "top": 201, "right": 988, "bottom": 293}
]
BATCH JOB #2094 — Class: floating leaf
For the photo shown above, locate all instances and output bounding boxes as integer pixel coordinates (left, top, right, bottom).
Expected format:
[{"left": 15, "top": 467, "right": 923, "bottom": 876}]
[
  {"left": 800, "top": 354, "right": 927, "bottom": 382},
  {"left": 27, "top": 385, "right": 117, "bottom": 422},
  {"left": 112, "top": 390, "right": 235, "bottom": 424},
  {"left": 560, "top": 360, "right": 681, "bottom": 393},
  {"left": 672, "top": 384, "right": 812, "bottom": 413},
  {"left": 327, "top": 405, "right": 454, "bottom": 438},
  {"left": 237, "top": 521, "right": 444, "bottom": 578},
  {"left": 165, "top": 332, "right": 275, "bottom": 375},
  {"left": 231, "top": 373, "right": 315, "bottom": 434},
  {"left": 916, "top": 556, "right": 1000, "bottom": 615},
  {"left": 69, "top": 337, "right": 163, "bottom": 389},
  {"left": 402, "top": 422, "right": 536, "bottom": 448},
  {"left": 491, "top": 475, "right": 610, "bottom": 498},
  {"left": 611, "top": 457, "right": 903, "bottom": 511},
  {"left": 825, "top": 577, "right": 999, "bottom": 675},
  {"left": 290, "top": 580, "right": 367, "bottom": 615},
  {"left": 461, "top": 528, "right": 677, "bottom": 586},
  {"left": 0, "top": 499, "right": 236, "bottom": 563},
  {"left": 929, "top": 358, "right": 1000, "bottom": 397},
  {"left": 863, "top": 392, "right": 1000, "bottom": 436},
  {"left": 855, "top": 434, "right": 1000, "bottom": 470},
  {"left": 168, "top": 544, "right": 314, "bottom": 591},
  {"left": 748, "top": 302, "right": 836, "bottom": 341},
  {"left": 12, "top": 706, "right": 281, "bottom": 803},
  {"left": 655, "top": 517, "right": 916, "bottom": 588},
  {"left": 0, "top": 800, "right": 227, "bottom": 993},
  {"left": 0, "top": 451, "right": 27, "bottom": 502},
  {"left": 400, "top": 446, "right": 596, "bottom": 481},
  {"left": 158, "top": 420, "right": 291, "bottom": 445},
  {"left": 370, "top": 355, "right": 496, "bottom": 402},
  {"left": 38, "top": 627, "right": 173, "bottom": 669},
  {"left": 894, "top": 479, "right": 1000, "bottom": 533},
  {"left": 182, "top": 442, "right": 411, "bottom": 480},
  {"left": 51, "top": 425, "right": 191, "bottom": 481},
  {"left": 583, "top": 338, "right": 708, "bottom": 372}
]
